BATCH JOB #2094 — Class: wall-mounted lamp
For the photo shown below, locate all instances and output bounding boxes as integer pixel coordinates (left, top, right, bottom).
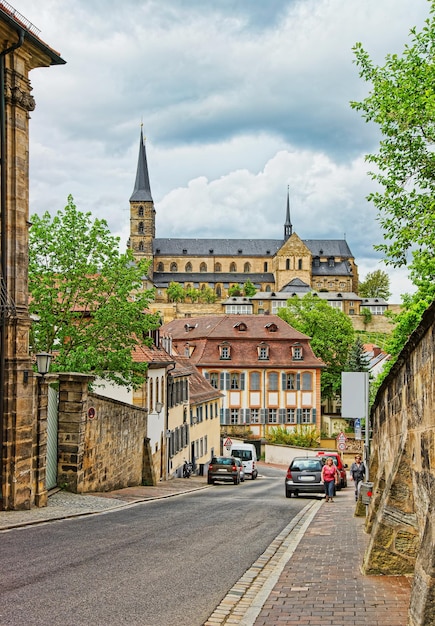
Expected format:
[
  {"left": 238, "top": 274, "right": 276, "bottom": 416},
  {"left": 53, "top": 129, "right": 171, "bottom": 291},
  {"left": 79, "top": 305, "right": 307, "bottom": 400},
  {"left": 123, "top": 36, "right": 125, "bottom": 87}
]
[
  {"left": 36, "top": 352, "right": 52, "bottom": 376},
  {"left": 155, "top": 401, "right": 164, "bottom": 415}
]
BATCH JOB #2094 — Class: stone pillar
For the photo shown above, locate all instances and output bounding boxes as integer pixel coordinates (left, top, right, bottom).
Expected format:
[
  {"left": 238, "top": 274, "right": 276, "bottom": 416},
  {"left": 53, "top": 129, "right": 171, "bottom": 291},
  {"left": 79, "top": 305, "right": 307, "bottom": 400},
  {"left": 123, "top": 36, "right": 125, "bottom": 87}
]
[{"left": 57, "top": 373, "right": 94, "bottom": 494}]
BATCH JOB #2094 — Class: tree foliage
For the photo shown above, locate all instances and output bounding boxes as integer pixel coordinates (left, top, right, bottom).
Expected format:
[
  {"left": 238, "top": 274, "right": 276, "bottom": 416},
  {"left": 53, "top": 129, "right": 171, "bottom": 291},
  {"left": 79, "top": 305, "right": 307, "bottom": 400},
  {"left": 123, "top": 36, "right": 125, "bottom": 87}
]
[
  {"left": 29, "top": 196, "right": 161, "bottom": 388},
  {"left": 345, "top": 335, "right": 370, "bottom": 372},
  {"left": 277, "top": 294, "right": 355, "bottom": 399},
  {"left": 358, "top": 269, "right": 391, "bottom": 300}
]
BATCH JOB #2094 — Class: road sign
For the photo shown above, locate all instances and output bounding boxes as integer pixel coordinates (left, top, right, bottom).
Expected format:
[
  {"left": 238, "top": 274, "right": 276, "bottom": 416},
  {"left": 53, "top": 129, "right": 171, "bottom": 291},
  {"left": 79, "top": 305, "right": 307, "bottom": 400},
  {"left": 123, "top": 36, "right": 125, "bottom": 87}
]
[
  {"left": 337, "top": 442, "right": 346, "bottom": 451},
  {"left": 337, "top": 432, "right": 347, "bottom": 443},
  {"left": 224, "top": 437, "right": 232, "bottom": 450}
]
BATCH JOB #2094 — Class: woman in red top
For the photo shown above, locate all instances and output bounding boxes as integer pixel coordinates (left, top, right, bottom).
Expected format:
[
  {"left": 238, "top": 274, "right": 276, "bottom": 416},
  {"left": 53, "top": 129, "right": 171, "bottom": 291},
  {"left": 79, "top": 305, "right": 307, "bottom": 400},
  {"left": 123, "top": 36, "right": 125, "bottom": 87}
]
[{"left": 321, "top": 457, "right": 339, "bottom": 502}]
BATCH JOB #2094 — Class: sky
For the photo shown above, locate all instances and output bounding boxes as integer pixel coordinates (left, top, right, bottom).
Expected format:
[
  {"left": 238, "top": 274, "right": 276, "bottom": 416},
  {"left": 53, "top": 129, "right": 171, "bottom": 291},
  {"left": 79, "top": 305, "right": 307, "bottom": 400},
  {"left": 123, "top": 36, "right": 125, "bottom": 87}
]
[{"left": 9, "top": 0, "right": 431, "bottom": 302}]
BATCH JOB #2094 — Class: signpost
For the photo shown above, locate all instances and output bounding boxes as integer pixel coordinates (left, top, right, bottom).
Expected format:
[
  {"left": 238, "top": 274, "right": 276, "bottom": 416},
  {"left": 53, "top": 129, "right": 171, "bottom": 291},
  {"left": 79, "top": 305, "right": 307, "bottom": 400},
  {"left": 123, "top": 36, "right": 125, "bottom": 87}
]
[{"left": 224, "top": 437, "right": 232, "bottom": 451}]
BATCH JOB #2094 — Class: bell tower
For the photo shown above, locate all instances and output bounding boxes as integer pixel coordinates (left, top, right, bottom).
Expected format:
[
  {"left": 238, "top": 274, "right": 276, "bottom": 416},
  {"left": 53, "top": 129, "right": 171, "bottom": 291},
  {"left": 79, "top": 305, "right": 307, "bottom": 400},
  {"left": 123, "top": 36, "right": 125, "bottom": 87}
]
[{"left": 128, "top": 127, "right": 155, "bottom": 267}]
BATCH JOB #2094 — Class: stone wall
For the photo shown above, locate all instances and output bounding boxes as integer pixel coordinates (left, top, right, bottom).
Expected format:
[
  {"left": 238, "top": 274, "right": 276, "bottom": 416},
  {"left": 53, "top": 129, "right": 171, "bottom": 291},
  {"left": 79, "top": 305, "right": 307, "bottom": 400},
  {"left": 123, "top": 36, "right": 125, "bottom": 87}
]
[
  {"left": 364, "top": 301, "right": 435, "bottom": 626},
  {"left": 57, "top": 373, "right": 153, "bottom": 493}
]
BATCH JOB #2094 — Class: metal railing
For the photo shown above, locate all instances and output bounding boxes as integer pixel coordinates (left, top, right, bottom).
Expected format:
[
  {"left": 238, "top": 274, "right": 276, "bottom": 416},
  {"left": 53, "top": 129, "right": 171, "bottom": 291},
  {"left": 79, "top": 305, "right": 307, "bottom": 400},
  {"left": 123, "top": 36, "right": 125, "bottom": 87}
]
[{"left": 0, "top": 1, "right": 41, "bottom": 37}]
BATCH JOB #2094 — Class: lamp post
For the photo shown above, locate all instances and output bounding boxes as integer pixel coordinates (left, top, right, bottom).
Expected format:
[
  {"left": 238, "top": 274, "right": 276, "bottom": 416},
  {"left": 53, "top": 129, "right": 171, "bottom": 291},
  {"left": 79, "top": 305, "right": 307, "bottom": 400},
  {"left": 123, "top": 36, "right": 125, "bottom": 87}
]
[
  {"left": 34, "top": 352, "right": 52, "bottom": 507},
  {"left": 36, "top": 352, "right": 52, "bottom": 376},
  {"left": 155, "top": 401, "right": 163, "bottom": 415}
]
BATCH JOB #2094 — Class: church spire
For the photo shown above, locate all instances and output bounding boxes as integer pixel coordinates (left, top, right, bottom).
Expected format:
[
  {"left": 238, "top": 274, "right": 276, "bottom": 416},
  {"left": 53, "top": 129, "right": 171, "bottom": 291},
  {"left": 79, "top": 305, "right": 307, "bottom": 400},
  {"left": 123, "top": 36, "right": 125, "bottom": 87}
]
[
  {"left": 284, "top": 186, "right": 292, "bottom": 240},
  {"left": 130, "top": 126, "right": 153, "bottom": 202}
]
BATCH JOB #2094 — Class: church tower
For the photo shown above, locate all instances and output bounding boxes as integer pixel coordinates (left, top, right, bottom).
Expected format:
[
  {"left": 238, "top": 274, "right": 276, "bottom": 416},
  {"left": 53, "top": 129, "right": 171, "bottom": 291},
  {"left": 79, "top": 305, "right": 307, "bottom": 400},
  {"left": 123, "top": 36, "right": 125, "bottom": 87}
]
[
  {"left": 284, "top": 186, "right": 292, "bottom": 240},
  {"left": 128, "top": 127, "right": 155, "bottom": 267}
]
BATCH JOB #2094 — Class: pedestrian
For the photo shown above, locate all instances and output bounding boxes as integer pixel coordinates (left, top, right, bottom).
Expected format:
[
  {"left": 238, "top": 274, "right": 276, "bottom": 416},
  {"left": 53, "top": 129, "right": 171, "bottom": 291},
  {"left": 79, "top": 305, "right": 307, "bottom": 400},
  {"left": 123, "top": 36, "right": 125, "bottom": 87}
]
[
  {"left": 321, "top": 457, "right": 339, "bottom": 502},
  {"left": 350, "top": 455, "right": 366, "bottom": 501}
]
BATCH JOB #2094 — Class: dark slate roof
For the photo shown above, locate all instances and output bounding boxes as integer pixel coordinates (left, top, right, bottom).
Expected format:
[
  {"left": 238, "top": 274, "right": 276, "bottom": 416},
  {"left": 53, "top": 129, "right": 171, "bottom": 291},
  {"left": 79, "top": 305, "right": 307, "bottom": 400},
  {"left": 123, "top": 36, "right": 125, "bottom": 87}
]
[
  {"left": 281, "top": 278, "right": 311, "bottom": 293},
  {"left": 153, "top": 237, "right": 353, "bottom": 258},
  {"left": 312, "top": 260, "right": 354, "bottom": 277},
  {"left": 304, "top": 239, "right": 353, "bottom": 258},
  {"left": 153, "top": 239, "right": 283, "bottom": 256},
  {"left": 153, "top": 272, "right": 275, "bottom": 287},
  {"left": 130, "top": 128, "right": 153, "bottom": 202}
]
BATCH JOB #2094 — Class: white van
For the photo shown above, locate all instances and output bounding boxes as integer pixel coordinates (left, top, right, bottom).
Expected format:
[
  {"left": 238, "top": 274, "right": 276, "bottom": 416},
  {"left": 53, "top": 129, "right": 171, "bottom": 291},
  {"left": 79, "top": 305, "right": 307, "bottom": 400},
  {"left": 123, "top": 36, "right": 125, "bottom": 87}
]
[{"left": 230, "top": 443, "right": 258, "bottom": 479}]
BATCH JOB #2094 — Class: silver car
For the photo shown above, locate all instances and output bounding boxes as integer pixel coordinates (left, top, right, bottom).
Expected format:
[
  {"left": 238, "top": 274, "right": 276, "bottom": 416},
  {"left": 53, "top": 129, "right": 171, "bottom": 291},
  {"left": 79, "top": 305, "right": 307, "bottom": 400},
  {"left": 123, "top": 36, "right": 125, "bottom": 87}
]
[{"left": 285, "top": 457, "right": 324, "bottom": 498}]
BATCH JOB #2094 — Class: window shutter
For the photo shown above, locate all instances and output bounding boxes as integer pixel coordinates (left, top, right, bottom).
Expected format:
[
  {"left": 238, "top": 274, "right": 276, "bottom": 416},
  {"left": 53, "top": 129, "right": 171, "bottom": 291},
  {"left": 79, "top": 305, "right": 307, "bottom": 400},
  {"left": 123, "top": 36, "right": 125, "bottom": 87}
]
[
  {"left": 260, "top": 408, "right": 266, "bottom": 424},
  {"left": 204, "top": 371, "right": 209, "bottom": 381},
  {"left": 224, "top": 408, "right": 230, "bottom": 424},
  {"left": 245, "top": 408, "right": 251, "bottom": 424},
  {"left": 281, "top": 373, "right": 286, "bottom": 390},
  {"left": 220, "top": 372, "right": 225, "bottom": 390},
  {"left": 312, "top": 408, "right": 317, "bottom": 424},
  {"left": 296, "top": 373, "right": 301, "bottom": 390},
  {"left": 296, "top": 408, "right": 302, "bottom": 424},
  {"left": 226, "top": 373, "right": 230, "bottom": 390},
  {"left": 241, "top": 373, "right": 245, "bottom": 390},
  {"left": 279, "top": 408, "right": 286, "bottom": 424}
]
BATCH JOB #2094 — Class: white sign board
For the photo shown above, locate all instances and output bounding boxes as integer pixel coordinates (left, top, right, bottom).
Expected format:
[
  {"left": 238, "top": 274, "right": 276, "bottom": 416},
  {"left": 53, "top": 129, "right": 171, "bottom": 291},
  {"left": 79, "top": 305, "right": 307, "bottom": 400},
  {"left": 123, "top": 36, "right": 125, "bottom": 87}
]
[{"left": 341, "top": 372, "right": 369, "bottom": 419}]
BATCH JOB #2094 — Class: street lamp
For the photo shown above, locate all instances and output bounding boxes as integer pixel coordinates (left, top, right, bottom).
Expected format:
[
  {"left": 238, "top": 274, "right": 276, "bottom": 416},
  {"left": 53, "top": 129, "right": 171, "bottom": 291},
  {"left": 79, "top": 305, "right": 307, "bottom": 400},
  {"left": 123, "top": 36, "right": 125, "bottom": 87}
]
[
  {"left": 36, "top": 352, "right": 52, "bottom": 376},
  {"left": 155, "top": 401, "right": 164, "bottom": 414}
]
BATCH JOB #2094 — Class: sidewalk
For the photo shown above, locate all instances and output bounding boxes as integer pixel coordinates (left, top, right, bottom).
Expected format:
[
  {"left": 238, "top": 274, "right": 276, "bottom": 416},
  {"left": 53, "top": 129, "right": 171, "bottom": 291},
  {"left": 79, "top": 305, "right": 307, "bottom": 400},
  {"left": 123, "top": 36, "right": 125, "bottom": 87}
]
[{"left": 0, "top": 471, "right": 412, "bottom": 626}]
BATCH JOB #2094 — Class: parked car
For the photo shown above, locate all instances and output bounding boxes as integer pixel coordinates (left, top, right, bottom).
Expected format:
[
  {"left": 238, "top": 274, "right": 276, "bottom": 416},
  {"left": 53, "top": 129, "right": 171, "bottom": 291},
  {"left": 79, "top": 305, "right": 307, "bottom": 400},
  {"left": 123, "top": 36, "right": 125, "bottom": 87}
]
[
  {"left": 230, "top": 443, "right": 258, "bottom": 479},
  {"left": 316, "top": 451, "right": 348, "bottom": 489},
  {"left": 234, "top": 457, "right": 245, "bottom": 482},
  {"left": 208, "top": 456, "right": 241, "bottom": 485},
  {"left": 285, "top": 457, "right": 324, "bottom": 498}
]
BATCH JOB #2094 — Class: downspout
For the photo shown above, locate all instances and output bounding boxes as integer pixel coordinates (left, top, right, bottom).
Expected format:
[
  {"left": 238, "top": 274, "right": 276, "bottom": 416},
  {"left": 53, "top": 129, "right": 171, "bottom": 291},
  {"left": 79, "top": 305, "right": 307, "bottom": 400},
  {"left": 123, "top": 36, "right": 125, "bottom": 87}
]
[{"left": 0, "top": 27, "right": 25, "bottom": 507}]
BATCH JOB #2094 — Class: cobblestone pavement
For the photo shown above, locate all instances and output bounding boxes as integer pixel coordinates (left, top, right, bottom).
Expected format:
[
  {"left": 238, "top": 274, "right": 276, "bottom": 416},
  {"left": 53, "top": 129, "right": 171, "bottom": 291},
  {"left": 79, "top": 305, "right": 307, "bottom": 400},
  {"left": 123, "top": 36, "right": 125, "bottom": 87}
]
[{"left": 0, "top": 468, "right": 413, "bottom": 626}]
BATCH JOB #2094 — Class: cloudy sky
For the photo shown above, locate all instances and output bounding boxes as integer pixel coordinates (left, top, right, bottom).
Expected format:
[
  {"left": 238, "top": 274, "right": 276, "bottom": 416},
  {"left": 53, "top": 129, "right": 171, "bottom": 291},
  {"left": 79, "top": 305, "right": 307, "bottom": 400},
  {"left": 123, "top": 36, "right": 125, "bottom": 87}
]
[{"left": 10, "top": 0, "right": 431, "bottom": 301}]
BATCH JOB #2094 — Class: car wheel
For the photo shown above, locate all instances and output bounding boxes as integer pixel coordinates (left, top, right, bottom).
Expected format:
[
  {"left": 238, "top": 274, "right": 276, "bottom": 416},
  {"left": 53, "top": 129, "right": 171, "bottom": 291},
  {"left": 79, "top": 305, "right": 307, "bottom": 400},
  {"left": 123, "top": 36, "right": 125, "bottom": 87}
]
[
  {"left": 285, "top": 490, "right": 292, "bottom": 498},
  {"left": 252, "top": 471, "right": 258, "bottom": 480},
  {"left": 233, "top": 476, "right": 240, "bottom": 485},
  {"left": 207, "top": 477, "right": 213, "bottom": 485}
]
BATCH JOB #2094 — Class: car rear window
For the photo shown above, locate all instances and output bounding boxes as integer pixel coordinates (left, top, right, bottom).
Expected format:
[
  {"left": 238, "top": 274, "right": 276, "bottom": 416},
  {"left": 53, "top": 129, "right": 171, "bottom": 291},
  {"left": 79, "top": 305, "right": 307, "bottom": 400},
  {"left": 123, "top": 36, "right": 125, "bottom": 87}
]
[
  {"left": 290, "top": 459, "right": 322, "bottom": 471},
  {"left": 211, "top": 457, "right": 232, "bottom": 465},
  {"left": 231, "top": 449, "right": 252, "bottom": 461}
]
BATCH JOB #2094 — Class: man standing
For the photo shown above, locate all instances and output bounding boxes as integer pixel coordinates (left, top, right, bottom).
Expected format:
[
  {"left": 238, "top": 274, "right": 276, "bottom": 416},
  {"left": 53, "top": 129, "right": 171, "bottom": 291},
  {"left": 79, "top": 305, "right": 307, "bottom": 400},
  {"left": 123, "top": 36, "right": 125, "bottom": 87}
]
[{"left": 350, "top": 455, "right": 366, "bottom": 501}]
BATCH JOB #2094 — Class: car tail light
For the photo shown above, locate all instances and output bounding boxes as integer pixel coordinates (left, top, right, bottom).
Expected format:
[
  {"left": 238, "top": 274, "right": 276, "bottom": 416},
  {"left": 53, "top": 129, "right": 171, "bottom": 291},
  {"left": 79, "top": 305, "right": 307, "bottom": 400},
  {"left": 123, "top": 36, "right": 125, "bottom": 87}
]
[
  {"left": 286, "top": 468, "right": 292, "bottom": 480},
  {"left": 232, "top": 464, "right": 237, "bottom": 471}
]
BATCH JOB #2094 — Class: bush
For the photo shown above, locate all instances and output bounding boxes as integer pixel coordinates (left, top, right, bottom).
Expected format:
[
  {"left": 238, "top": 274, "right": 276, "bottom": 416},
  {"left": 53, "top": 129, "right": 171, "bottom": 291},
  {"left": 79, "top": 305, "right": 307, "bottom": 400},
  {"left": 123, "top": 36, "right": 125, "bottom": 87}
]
[{"left": 266, "top": 425, "right": 320, "bottom": 447}]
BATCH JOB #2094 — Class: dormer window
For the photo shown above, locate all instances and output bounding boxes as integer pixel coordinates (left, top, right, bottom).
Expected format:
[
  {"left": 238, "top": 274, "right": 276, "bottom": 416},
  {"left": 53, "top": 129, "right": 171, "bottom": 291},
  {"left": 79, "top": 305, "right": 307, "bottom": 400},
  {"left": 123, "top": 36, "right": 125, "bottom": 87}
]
[
  {"left": 265, "top": 322, "right": 278, "bottom": 332},
  {"left": 234, "top": 322, "right": 247, "bottom": 331},
  {"left": 257, "top": 342, "right": 269, "bottom": 360},
  {"left": 328, "top": 257, "right": 335, "bottom": 268},
  {"left": 292, "top": 344, "right": 303, "bottom": 360},
  {"left": 219, "top": 344, "right": 231, "bottom": 360},
  {"left": 184, "top": 323, "right": 197, "bottom": 332}
]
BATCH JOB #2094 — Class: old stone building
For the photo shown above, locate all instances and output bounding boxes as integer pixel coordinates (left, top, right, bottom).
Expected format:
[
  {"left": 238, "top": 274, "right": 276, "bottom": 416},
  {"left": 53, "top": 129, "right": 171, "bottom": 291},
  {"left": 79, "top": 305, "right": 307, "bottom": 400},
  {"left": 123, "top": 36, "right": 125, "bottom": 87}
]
[
  {"left": 127, "top": 129, "right": 359, "bottom": 303},
  {"left": 0, "top": 4, "right": 64, "bottom": 510}
]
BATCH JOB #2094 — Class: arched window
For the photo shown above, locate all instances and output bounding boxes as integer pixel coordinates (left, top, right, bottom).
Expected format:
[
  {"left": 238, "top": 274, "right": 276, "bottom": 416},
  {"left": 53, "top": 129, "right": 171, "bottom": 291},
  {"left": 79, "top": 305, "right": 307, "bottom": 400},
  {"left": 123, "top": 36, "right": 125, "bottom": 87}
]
[
  {"left": 298, "top": 258, "right": 303, "bottom": 270},
  {"left": 185, "top": 262, "right": 192, "bottom": 272},
  {"left": 230, "top": 262, "right": 237, "bottom": 272},
  {"left": 161, "top": 376, "right": 165, "bottom": 404},
  {"left": 138, "top": 206, "right": 144, "bottom": 217},
  {"left": 302, "top": 372, "right": 312, "bottom": 390},
  {"left": 265, "top": 285, "right": 271, "bottom": 292},
  {"left": 286, "top": 258, "right": 290, "bottom": 270},
  {"left": 138, "top": 222, "right": 144, "bottom": 234},
  {"left": 216, "top": 285, "right": 222, "bottom": 297},
  {"left": 200, "top": 262, "right": 207, "bottom": 272},
  {"left": 149, "top": 378, "right": 153, "bottom": 413},
  {"left": 244, "top": 262, "right": 251, "bottom": 272},
  {"left": 138, "top": 241, "right": 144, "bottom": 251},
  {"left": 215, "top": 262, "right": 222, "bottom": 272},
  {"left": 268, "top": 372, "right": 279, "bottom": 391},
  {"left": 157, "top": 262, "right": 164, "bottom": 272},
  {"left": 156, "top": 378, "right": 159, "bottom": 406},
  {"left": 170, "top": 262, "right": 178, "bottom": 272},
  {"left": 250, "top": 372, "right": 261, "bottom": 390}
]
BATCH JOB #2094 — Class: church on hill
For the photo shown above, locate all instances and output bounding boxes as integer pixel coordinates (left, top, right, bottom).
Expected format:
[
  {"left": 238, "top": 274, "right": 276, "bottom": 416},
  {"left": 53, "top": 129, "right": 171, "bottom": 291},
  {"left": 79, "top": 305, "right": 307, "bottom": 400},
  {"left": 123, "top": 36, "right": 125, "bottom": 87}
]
[{"left": 127, "top": 129, "right": 359, "bottom": 302}]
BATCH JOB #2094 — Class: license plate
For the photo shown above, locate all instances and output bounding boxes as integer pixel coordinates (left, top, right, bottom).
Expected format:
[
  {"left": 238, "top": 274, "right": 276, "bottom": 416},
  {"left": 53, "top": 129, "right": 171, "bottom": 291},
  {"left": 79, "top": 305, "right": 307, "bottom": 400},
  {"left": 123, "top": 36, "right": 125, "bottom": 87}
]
[
  {"left": 299, "top": 476, "right": 315, "bottom": 482},
  {"left": 217, "top": 469, "right": 227, "bottom": 472}
]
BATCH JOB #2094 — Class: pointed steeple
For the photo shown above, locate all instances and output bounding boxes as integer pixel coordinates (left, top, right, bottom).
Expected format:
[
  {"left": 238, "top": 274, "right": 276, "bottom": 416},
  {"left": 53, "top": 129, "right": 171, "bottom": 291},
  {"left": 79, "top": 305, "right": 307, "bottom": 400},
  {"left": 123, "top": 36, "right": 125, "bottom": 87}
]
[
  {"left": 284, "top": 186, "right": 292, "bottom": 240},
  {"left": 130, "top": 126, "right": 153, "bottom": 202}
]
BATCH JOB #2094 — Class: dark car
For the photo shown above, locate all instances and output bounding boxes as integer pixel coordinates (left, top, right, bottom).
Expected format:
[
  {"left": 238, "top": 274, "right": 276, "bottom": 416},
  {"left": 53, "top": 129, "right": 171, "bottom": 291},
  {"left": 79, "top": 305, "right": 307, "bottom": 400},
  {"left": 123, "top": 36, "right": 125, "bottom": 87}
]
[
  {"left": 208, "top": 456, "right": 241, "bottom": 485},
  {"left": 285, "top": 457, "right": 324, "bottom": 498},
  {"left": 316, "top": 451, "right": 348, "bottom": 489}
]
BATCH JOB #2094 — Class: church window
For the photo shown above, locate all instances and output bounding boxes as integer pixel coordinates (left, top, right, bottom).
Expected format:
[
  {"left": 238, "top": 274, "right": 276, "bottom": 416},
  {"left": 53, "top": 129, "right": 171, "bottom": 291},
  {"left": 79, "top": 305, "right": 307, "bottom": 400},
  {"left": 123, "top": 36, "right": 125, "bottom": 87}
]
[
  {"left": 157, "top": 262, "right": 164, "bottom": 272},
  {"left": 244, "top": 262, "right": 251, "bottom": 272},
  {"left": 185, "top": 262, "right": 192, "bottom": 272},
  {"left": 265, "top": 285, "right": 271, "bottom": 292},
  {"left": 138, "top": 222, "right": 144, "bottom": 234},
  {"left": 138, "top": 241, "right": 144, "bottom": 251},
  {"left": 286, "top": 258, "right": 290, "bottom": 270},
  {"left": 170, "top": 262, "right": 178, "bottom": 272},
  {"left": 200, "top": 262, "right": 207, "bottom": 272},
  {"left": 138, "top": 206, "right": 144, "bottom": 217},
  {"left": 215, "top": 262, "right": 222, "bottom": 272},
  {"left": 298, "top": 259, "right": 303, "bottom": 270},
  {"left": 264, "top": 262, "right": 268, "bottom": 271},
  {"left": 216, "top": 285, "right": 222, "bottom": 297},
  {"left": 230, "top": 262, "right": 237, "bottom": 272}
]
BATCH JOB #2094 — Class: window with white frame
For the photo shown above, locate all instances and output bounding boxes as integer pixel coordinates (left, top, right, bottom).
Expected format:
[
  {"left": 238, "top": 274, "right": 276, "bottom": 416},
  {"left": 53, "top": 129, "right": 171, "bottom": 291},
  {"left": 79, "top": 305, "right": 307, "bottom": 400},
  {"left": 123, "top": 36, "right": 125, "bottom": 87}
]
[
  {"left": 283, "top": 373, "right": 296, "bottom": 390},
  {"left": 258, "top": 343, "right": 269, "bottom": 360},
  {"left": 286, "top": 408, "right": 296, "bottom": 423},
  {"left": 230, "top": 409, "right": 240, "bottom": 424},
  {"left": 220, "top": 344, "right": 231, "bottom": 360},
  {"left": 230, "top": 372, "right": 241, "bottom": 389},
  {"left": 302, "top": 409, "right": 311, "bottom": 423},
  {"left": 209, "top": 372, "right": 219, "bottom": 389},
  {"left": 268, "top": 409, "right": 278, "bottom": 423},
  {"left": 250, "top": 408, "right": 260, "bottom": 423},
  {"left": 292, "top": 346, "right": 303, "bottom": 360}
]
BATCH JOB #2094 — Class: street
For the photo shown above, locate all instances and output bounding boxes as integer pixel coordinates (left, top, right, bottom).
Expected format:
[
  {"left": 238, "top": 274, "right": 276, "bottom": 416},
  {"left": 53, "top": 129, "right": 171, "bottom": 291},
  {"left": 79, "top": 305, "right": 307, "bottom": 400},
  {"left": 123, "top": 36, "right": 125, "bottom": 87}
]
[{"left": 0, "top": 465, "right": 312, "bottom": 626}]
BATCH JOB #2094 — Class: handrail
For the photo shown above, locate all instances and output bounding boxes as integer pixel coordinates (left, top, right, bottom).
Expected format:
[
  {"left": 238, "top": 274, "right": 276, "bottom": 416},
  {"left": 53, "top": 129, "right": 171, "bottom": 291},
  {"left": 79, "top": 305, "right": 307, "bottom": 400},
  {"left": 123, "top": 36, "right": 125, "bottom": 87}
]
[{"left": 0, "top": 1, "right": 41, "bottom": 37}]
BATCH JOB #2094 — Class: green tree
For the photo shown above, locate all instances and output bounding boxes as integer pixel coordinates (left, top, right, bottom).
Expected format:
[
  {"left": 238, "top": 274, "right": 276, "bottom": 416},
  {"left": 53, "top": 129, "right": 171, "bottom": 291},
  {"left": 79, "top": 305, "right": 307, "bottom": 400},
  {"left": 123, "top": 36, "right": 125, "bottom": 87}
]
[
  {"left": 277, "top": 294, "right": 355, "bottom": 398},
  {"left": 199, "top": 286, "right": 217, "bottom": 303},
  {"left": 351, "top": 2, "right": 435, "bottom": 363},
  {"left": 345, "top": 335, "right": 370, "bottom": 372},
  {"left": 228, "top": 284, "right": 243, "bottom": 297},
  {"left": 29, "top": 195, "right": 161, "bottom": 389},
  {"left": 358, "top": 269, "right": 391, "bottom": 300},
  {"left": 243, "top": 279, "right": 257, "bottom": 297},
  {"left": 167, "top": 282, "right": 186, "bottom": 302}
]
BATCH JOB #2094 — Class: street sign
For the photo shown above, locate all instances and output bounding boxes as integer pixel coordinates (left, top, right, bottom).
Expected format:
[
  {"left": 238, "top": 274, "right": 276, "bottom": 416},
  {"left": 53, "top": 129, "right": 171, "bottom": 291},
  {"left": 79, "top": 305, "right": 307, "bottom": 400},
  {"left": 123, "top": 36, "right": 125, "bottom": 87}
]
[
  {"left": 337, "top": 442, "right": 346, "bottom": 451},
  {"left": 354, "top": 418, "right": 362, "bottom": 440},
  {"left": 224, "top": 437, "right": 232, "bottom": 450}
]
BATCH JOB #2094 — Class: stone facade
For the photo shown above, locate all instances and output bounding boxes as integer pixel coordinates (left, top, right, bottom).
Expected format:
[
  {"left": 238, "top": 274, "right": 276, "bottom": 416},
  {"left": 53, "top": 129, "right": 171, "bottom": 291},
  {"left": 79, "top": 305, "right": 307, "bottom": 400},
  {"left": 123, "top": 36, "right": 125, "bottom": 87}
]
[
  {"left": 57, "top": 373, "right": 151, "bottom": 493},
  {"left": 0, "top": 8, "right": 64, "bottom": 510},
  {"left": 364, "top": 301, "right": 435, "bottom": 626}
]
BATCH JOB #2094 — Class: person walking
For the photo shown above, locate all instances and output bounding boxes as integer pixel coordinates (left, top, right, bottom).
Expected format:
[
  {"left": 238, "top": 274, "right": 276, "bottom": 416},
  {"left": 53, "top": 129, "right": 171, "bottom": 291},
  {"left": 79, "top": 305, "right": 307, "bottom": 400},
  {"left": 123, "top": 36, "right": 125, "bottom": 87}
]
[
  {"left": 321, "top": 457, "right": 339, "bottom": 502},
  {"left": 350, "top": 455, "right": 366, "bottom": 501}
]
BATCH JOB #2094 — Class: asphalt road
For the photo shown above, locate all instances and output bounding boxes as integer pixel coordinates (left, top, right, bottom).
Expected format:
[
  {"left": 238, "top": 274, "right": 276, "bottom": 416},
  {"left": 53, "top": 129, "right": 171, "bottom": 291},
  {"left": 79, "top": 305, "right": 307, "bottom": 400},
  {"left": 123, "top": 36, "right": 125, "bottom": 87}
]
[{"left": 0, "top": 465, "right": 312, "bottom": 626}]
